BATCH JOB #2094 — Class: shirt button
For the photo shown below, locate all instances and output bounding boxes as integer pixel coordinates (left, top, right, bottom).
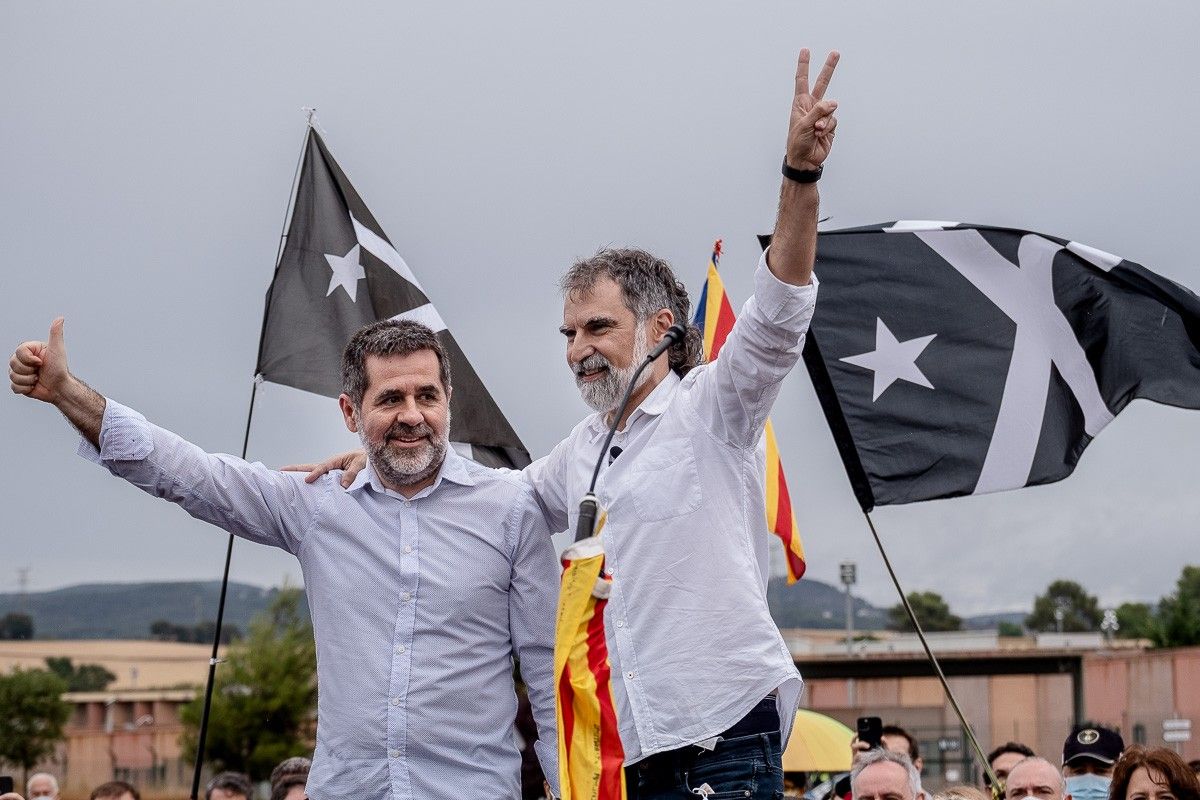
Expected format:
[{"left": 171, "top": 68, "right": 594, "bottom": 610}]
[
  {"left": 616, "top": 620, "right": 624, "bottom": 628},
  {"left": 394, "top": 644, "right": 406, "bottom": 654},
  {"left": 626, "top": 671, "right": 635, "bottom": 679},
  {"left": 389, "top": 748, "right": 401, "bottom": 758},
  {"left": 391, "top": 696, "right": 402, "bottom": 706},
  {"left": 605, "top": 567, "right": 615, "bottom": 577},
  {"left": 402, "top": 545, "right": 412, "bottom": 554},
  {"left": 402, "top": 592, "right": 412, "bottom": 602}
]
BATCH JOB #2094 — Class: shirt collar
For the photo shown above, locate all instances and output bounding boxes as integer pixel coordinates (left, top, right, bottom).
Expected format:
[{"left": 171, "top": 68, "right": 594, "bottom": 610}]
[
  {"left": 345, "top": 445, "right": 477, "bottom": 498},
  {"left": 585, "top": 370, "right": 682, "bottom": 438}
]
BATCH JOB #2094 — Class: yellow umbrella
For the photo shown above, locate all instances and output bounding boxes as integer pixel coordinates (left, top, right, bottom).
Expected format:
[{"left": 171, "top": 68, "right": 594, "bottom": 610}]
[{"left": 782, "top": 709, "right": 854, "bottom": 772}]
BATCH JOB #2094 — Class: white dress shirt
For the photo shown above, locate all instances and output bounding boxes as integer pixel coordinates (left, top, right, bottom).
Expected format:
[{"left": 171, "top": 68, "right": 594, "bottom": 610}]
[
  {"left": 80, "top": 401, "right": 559, "bottom": 800},
  {"left": 525, "top": 252, "right": 817, "bottom": 762}
]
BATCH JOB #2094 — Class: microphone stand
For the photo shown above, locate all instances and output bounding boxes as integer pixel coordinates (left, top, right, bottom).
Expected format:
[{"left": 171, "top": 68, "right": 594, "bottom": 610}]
[{"left": 574, "top": 323, "right": 686, "bottom": 542}]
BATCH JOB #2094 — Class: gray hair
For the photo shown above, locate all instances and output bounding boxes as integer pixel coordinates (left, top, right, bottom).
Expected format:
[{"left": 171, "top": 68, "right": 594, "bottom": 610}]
[
  {"left": 27, "top": 773, "right": 59, "bottom": 795},
  {"left": 851, "top": 748, "right": 923, "bottom": 800},
  {"left": 341, "top": 319, "right": 451, "bottom": 408},
  {"left": 1005, "top": 757, "right": 1066, "bottom": 799},
  {"left": 560, "top": 247, "right": 704, "bottom": 377}
]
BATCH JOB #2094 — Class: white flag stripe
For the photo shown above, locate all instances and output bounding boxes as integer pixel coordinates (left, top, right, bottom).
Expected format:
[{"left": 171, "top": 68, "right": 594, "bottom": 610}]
[
  {"left": 1067, "top": 241, "right": 1122, "bottom": 271},
  {"left": 390, "top": 302, "right": 448, "bottom": 333},
  {"left": 351, "top": 216, "right": 425, "bottom": 291},
  {"left": 917, "top": 230, "right": 1115, "bottom": 495},
  {"left": 884, "top": 220, "right": 959, "bottom": 232}
]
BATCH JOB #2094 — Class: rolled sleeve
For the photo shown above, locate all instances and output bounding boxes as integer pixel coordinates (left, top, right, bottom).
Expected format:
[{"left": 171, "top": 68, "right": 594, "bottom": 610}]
[
  {"left": 77, "top": 399, "right": 154, "bottom": 463},
  {"left": 754, "top": 248, "right": 819, "bottom": 323}
]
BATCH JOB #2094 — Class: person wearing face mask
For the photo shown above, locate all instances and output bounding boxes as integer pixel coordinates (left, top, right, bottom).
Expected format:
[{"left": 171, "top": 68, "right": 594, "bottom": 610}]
[
  {"left": 1061, "top": 725, "right": 1124, "bottom": 800},
  {"left": 24, "top": 774, "right": 59, "bottom": 800}
]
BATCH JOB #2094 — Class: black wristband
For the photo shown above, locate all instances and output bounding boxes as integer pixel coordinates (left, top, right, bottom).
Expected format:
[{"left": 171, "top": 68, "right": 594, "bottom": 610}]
[{"left": 782, "top": 158, "right": 822, "bottom": 183}]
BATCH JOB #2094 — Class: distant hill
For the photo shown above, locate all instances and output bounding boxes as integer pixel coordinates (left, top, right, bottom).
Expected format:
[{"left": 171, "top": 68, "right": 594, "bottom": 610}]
[
  {"left": 0, "top": 581, "right": 309, "bottom": 640},
  {"left": 767, "top": 576, "right": 889, "bottom": 629},
  {"left": 1, "top": 579, "right": 1023, "bottom": 639}
]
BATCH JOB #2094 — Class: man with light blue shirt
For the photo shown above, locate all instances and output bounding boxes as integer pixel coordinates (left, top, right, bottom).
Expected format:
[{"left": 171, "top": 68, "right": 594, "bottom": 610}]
[{"left": 8, "top": 319, "right": 559, "bottom": 800}]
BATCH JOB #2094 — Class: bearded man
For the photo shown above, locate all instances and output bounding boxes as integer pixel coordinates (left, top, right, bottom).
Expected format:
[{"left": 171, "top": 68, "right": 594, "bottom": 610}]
[{"left": 8, "top": 319, "right": 559, "bottom": 800}]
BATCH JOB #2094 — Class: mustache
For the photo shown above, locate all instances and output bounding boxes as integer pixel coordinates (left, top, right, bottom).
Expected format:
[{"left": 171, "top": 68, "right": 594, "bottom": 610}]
[
  {"left": 385, "top": 420, "right": 434, "bottom": 440},
  {"left": 572, "top": 354, "right": 611, "bottom": 377}
]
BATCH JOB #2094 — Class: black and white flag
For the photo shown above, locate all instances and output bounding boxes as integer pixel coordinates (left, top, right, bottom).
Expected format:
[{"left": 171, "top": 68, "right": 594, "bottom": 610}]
[
  {"left": 763, "top": 222, "right": 1200, "bottom": 510},
  {"left": 256, "top": 127, "right": 530, "bottom": 468}
]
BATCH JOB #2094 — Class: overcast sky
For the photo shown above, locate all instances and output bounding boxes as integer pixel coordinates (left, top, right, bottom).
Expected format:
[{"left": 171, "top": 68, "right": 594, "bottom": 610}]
[{"left": 3, "top": 2, "right": 1198, "bottom": 618}]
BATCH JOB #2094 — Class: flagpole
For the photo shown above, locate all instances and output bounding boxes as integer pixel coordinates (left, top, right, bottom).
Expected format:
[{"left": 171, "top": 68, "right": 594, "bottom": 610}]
[
  {"left": 188, "top": 116, "right": 314, "bottom": 800},
  {"left": 861, "top": 510, "right": 999, "bottom": 790}
]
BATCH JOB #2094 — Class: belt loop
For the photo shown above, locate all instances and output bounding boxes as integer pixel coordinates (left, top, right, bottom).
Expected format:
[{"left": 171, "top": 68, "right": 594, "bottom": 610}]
[{"left": 759, "top": 730, "right": 772, "bottom": 763}]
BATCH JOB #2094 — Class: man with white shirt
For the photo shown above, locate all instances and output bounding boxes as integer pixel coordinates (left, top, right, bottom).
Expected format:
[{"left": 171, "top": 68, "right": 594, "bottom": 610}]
[{"left": 8, "top": 319, "right": 558, "bottom": 800}]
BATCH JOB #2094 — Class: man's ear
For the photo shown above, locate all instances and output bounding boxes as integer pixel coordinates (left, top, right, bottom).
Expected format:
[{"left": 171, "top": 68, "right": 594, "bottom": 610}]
[
  {"left": 652, "top": 307, "right": 675, "bottom": 341},
  {"left": 338, "top": 394, "right": 359, "bottom": 433}
]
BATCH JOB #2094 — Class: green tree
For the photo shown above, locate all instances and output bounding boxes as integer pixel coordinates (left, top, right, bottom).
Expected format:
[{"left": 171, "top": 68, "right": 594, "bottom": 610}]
[
  {"left": 0, "top": 668, "right": 71, "bottom": 783},
  {"left": 997, "top": 621, "right": 1024, "bottom": 637},
  {"left": 1151, "top": 565, "right": 1200, "bottom": 648},
  {"left": 0, "top": 613, "right": 34, "bottom": 640},
  {"left": 1114, "top": 602, "right": 1155, "bottom": 640},
  {"left": 1026, "top": 580, "right": 1102, "bottom": 632},
  {"left": 180, "top": 588, "right": 316, "bottom": 777},
  {"left": 44, "top": 657, "right": 116, "bottom": 692},
  {"left": 887, "top": 591, "right": 963, "bottom": 632}
]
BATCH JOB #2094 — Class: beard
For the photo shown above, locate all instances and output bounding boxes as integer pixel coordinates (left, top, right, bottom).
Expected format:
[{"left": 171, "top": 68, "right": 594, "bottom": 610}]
[
  {"left": 572, "top": 326, "right": 652, "bottom": 413},
  {"left": 359, "top": 414, "right": 449, "bottom": 490}
]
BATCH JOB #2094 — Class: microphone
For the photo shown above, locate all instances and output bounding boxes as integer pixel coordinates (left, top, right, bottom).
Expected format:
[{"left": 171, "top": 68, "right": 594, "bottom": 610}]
[
  {"left": 575, "top": 323, "right": 689, "bottom": 542},
  {"left": 644, "top": 323, "right": 687, "bottom": 363}
]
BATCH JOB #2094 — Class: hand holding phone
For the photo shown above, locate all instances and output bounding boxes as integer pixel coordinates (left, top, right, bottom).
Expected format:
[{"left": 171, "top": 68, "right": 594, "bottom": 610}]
[{"left": 857, "top": 716, "right": 883, "bottom": 749}]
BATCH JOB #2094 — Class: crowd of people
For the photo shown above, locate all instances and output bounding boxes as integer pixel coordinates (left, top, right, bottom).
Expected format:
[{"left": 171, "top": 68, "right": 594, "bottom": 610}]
[
  {"left": 0, "top": 755, "right": 311, "bottom": 800},
  {"left": 796, "top": 721, "right": 1200, "bottom": 800}
]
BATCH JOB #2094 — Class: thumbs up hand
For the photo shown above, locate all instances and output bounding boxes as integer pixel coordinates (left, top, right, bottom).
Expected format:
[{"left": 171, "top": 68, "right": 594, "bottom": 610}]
[{"left": 10, "top": 317, "right": 72, "bottom": 404}]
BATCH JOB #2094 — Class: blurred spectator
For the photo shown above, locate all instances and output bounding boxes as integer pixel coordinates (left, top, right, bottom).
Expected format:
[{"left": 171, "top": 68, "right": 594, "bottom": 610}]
[
  {"left": 1060, "top": 724, "right": 1123, "bottom": 800},
  {"left": 25, "top": 774, "right": 58, "bottom": 800},
  {"left": 206, "top": 772, "right": 252, "bottom": 800},
  {"left": 269, "top": 756, "right": 310, "bottom": 800},
  {"left": 270, "top": 776, "right": 306, "bottom": 800},
  {"left": 851, "top": 748, "right": 925, "bottom": 800},
  {"left": 883, "top": 725, "right": 924, "bottom": 773},
  {"left": 1189, "top": 760, "right": 1200, "bottom": 780},
  {"left": 269, "top": 757, "right": 311, "bottom": 788},
  {"left": 1109, "top": 746, "right": 1200, "bottom": 800},
  {"left": 1003, "top": 757, "right": 1065, "bottom": 800},
  {"left": 985, "top": 741, "right": 1036, "bottom": 790},
  {"left": 852, "top": 724, "right": 924, "bottom": 774},
  {"left": 933, "top": 785, "right": 988, "bottom": 800},
  {"left": 90, "top": 781, "right": 139, "bottom": 800}
]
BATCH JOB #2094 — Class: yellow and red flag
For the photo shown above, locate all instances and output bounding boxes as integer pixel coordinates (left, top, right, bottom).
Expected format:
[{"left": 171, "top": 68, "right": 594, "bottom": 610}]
[
  {"left": 693, "top": 240, "right": 808, "bottom": 582},
  {"left": 555, "top": 513, "right": 625, "bottom": 800}
]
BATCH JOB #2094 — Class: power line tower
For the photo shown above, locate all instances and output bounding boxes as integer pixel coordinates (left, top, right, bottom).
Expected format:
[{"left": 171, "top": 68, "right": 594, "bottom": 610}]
[{"left": 16, "top": 566, "right": 30, "bottom": 612}]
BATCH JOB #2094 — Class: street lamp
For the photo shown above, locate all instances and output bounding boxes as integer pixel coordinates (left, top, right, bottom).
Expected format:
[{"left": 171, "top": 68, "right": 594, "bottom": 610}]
[{"left": 840, "top": 561, "right": 857, "bottom": 655}]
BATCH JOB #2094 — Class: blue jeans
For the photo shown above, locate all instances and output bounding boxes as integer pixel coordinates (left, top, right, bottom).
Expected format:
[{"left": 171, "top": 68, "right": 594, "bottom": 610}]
[{"left": 624, "top": 730, "right": 784, "bottom": 799}]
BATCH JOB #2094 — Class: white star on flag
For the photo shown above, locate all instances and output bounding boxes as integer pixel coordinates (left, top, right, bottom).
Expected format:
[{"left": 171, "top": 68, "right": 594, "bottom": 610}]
[
  {"left": 841, "top": 318, "right": 937, "bottom": 401},
  {"left": 325, "top": 243, "right": 365, "bottom": 302}
]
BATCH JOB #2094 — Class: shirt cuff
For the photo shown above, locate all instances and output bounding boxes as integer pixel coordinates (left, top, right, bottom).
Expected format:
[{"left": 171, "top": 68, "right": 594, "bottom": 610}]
[
  {"left": 76, "top": 399, "right": 154, "bottom": 463},
  {"left": 754, "top": 247, "right": 819, "bottom": 322}
]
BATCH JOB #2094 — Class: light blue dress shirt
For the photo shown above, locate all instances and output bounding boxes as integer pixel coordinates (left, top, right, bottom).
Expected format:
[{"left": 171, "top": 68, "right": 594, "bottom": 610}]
[{"left": 80, "top": 401, "right": 559, "bottom": 800}]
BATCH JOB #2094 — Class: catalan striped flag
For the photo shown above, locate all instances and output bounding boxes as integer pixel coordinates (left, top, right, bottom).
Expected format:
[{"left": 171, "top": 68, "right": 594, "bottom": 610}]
[
  {"left": 554, "top": 512, "right": 625, "bottom": 800},
  {"left": 694, "top": 240, "right": 808, "bottom": 582}
]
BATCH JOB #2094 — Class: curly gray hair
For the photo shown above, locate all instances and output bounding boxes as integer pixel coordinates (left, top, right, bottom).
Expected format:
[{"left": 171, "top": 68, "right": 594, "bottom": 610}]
[
  {"left": 851, "top": 748, "right": 924, "bottom": 800},
  {"left": 559, "top": 247, "right": 704, "bottom": 377}
]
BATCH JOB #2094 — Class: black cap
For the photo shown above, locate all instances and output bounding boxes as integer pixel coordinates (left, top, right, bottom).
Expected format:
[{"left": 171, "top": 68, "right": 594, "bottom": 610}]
[{"left": 1062, "top": 725, "right": 1124, "bottom": 766}]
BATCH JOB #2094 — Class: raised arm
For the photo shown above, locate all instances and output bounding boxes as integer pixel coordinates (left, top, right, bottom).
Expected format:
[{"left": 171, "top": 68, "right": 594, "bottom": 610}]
[
  {"left": 11, "top": 318, "right": 318, "bottom": 553},
  {"left": 768, "top": 49, "right": 839, "bottom": 286}
]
